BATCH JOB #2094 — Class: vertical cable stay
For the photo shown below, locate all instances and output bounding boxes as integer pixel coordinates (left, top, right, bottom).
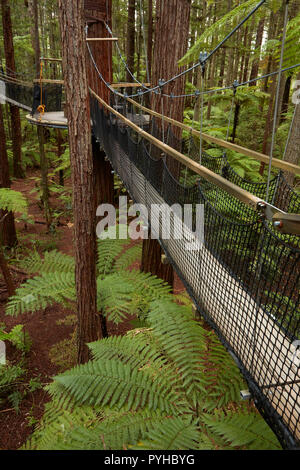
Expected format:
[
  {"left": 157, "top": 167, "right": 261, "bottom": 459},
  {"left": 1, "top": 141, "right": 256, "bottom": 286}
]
[
  {"left": 283, "top": 103, "right": 298, "bottom": 161},
  {"left": 199, "top": 53, "right": 207, "bottom": 166},
  {"left": 266, "top": 0, "right": 289, "bottom": 201}
]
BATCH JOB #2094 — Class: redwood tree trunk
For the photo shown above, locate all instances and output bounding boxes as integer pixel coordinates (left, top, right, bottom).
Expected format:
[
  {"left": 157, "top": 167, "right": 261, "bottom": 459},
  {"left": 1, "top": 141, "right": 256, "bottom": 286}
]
[
  {"left": 249, "top": 19, "right": 264, "bottom": 85},
  {"left": 0, "top": 104, "right": 17, "bottom": 247},
  {"left": 58, "top": 0, "right": 99, "bottom": 364},
  {"left": 141, "top": 0, "right": 191, "bottom": 288},
  {"left": 126, "top": 0, "right": 135, "bottom": 83},
  {"left": 1, "top": 0, "right": 24, "bottom": 179},
  {"left": 283, "top": 102, "right": 300, "bottom": 186}
]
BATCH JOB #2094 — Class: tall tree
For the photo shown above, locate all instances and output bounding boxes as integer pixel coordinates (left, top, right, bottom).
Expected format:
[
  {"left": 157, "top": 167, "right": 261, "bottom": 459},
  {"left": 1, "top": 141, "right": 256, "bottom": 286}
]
[
  {"left": 0, "top": 104, "right": 17, "bottom": 248},
  {"left": 283, "top": 102, "right": 300, "bottom": 186},
  {"left": 85, "top": 0, "right": 114, "bottom": 339},
  {"left": 126, "top": 0, "right": 135, "bottom": 83},
  {"left": 1, "top": 0, "right": 24, "bottom": 178},
  {"left": 147, "top": 0, "right": 153, "bottom": 81},
  {"left": 58, "top": 0, "right": 99, "bottom": 364},
  {"left": 141, "top": 0, "right": 191, "bottom": 287}
]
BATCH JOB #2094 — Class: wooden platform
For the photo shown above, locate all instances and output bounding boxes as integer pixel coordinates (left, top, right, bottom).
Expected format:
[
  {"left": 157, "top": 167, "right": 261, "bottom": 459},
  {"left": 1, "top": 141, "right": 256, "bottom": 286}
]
[{"left": 26, "top": 111, "right": 68, "bottom": 129}]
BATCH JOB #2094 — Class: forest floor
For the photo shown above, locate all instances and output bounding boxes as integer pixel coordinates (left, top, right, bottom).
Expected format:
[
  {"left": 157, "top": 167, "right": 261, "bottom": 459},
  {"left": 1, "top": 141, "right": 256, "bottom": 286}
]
[{"left": 0, "top": 168, "right": 185, "bottom": 450}]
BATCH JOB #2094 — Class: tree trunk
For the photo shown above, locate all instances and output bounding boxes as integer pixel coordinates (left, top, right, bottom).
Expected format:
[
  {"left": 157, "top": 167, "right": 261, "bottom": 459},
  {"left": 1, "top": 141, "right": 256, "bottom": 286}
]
[
  {"left": 283, "top": 103, "right": 300, "bottom": 186},
  {"left": 141, "top": 0, "right": 191, "bottom": 288},
  {"left": 0, "top": 104, "right": 17, "bottom": 248},
  {"left": 58, "top": 0, "right": 99, "bottom": 364},
  {"left": 0, "top": 246, "right": 15, "bottom": 296},
  {"left": 37, "top": 127, "right": 51, "bottom": 227},
  {"left": 126, "top": 0, "right": 135, "bottom": 83},
  {"left": 279, "top": 75, "right": 291, "bottom": 124},
  {"left": 1, "top": 0, "right": 24, "bottom": 179},
  {"left": 249, "top": 19, "right": 264, "bottom": 85},
  {"left": 28, "top": 0, "right": 41, "bottom": 77}
]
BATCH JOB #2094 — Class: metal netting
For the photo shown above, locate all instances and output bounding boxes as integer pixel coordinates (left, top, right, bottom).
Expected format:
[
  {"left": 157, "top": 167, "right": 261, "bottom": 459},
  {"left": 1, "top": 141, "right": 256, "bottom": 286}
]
[
  {"left": 31, "top": 83, "right": 63, "bottom": 115},
  {"left": 91, "top": 96, "right": 300, "bottom": 449},
  {"left": 0, "top": 78, "right": 33, "bottom": 111}
]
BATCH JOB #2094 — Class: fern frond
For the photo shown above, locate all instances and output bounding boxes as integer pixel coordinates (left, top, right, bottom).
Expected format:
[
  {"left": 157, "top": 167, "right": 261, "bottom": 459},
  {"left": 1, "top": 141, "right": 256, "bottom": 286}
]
[
  {"left": 0, "top": 188, "right": 28, "bottom": 214},
  {"left": 50, "top": 409, "right": 167, "bottom": 450},
  {"left": 88, "top": 332, "right": 165, "bottom": 370},
  {"left": 148, "top": 300, "right": 207, "bottom": 408},
  {"left": 202, "top": 411, "right": 281, "bottom": 450},
  {"left": 0, "top": 364, "right": 25, "bottom": 388},
  {"left": 48, "top": 358, "right": 188, "bottom": 415},
  {"left": 179, "top": 0, "right": 264, "bottom": 65},
  {"left": 24, "top": 405, "right": 100, "bottom": 450},
  {"left": 136, "top": 416, "right": 201, "bottom": 450},
  {"left": 200, "top": 332, "right": 245, "bottom": 410},
  {"left": 97, "top": 274, "right": 136, "bottom": 323},
  {"left": 18, "top": 250, "right": 75, "bottom": 275},
  {"left": 97, "top": 237, "right": 130, "bottom": 277},
  {"left": 114, "top": 243, "right": 142, "bottom": 271},
  {"left": 6, "top": 272, "right": 75, "bottom": 316}
]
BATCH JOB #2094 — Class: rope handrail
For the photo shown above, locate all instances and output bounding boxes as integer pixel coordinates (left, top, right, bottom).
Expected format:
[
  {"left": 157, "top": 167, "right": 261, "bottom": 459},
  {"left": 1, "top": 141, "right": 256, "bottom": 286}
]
[
  {"left": 90, "top": 88, "right": 300, "bottom": 236},
  {"left": 0, "top": 72, "right": 32, "bottom": 87},
  {"left": 125, "top": 96, "right": 300, "bottom": 176}
]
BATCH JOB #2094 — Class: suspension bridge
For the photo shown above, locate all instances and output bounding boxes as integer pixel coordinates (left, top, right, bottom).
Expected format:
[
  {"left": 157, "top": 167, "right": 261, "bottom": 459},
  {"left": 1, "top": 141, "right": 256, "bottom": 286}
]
[{"left": 1, "top": 0, "right": 300, "bottom": 450}]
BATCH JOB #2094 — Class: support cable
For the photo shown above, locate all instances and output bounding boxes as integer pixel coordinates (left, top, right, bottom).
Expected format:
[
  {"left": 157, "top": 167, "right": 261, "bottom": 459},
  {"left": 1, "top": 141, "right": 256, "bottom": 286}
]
[
  {"left": 199, "top": 53, "right": 207, "bottom": 165},
  {"left": 101, "top": 0, "right": 267, "bottom": 100}
]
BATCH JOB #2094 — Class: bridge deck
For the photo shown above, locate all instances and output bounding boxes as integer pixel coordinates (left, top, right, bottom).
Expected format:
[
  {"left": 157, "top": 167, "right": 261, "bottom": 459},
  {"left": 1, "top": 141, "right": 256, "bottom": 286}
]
[{"left": 26, "top": 111, "right": 68, "bottom": 129}]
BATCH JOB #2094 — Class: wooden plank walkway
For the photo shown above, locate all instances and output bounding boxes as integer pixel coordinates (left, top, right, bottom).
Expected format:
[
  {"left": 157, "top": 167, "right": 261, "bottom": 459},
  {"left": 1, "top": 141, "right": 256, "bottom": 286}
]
[{"left": 26, "top": 111, "right": 68, "bottom": 129}]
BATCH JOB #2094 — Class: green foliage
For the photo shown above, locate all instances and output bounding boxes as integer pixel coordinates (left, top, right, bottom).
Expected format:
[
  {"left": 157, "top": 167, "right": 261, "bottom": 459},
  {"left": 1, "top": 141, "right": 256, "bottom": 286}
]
[
  {"left": 0, "top": 188, "right": 28, "bottom": 215},
  {"left": 6, "top": 237, "right": 170, "bottom": 324},
  {"left": 203, "top": 410, "right": 281, "bottom": 450},
  {"left": 25, "top": 299, "right": 280, "bottom": 450},
  {"left": 0, "top": 323, "right": 32, "bottom": 413},
  {"left": 0, "top": 324, "right": 31, "bottom": 353},
  {"left": 180, "top": 0, "right": 266, "bottom": 65}
]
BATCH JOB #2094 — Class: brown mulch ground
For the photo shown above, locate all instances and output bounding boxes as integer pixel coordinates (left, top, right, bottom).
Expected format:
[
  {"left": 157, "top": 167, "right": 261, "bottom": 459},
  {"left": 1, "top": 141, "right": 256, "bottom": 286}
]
[{"left": 0, "top": 169, "right": 185, "bottom": 450}]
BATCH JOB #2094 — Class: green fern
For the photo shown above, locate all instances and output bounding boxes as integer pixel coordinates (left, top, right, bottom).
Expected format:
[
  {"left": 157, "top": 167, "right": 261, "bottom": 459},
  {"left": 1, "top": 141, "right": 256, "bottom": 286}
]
[
  {"left": 0, "top": 188, "right": 28, "bottom": 214},
  {"left": 6, "top": 272, "right": 76, "bottom": 316},
  {"left": 25, "top": 297, "right": 281, "bottom": 450},
  {"left": 18, "top": 250, "right": 74, "bottom": 274},
  {"left": 202, "top": 410, "right": 281, "bottom": 450}
]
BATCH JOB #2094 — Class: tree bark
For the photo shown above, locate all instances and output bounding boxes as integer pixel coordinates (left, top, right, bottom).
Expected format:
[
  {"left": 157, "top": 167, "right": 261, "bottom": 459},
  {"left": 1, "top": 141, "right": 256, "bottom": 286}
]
[
  {"left": 1, "top": 0, "right": 24, "bottom": 179},
  {"left": 147, "top": 0, "right": 153, "bottom": 81},
  {"left": 126, "top": 0, "right": 135, "bottom": 84},
  {"left": 283, "top": 103, "right": 300, "bottom": 186},
  {"left": 37, "top": 127, "right": 51, "bottom": 227},
  {"left": 58, "top": 0, "right": 99, "bottom": 364},
  {"left": 249, "top": 19, "right": 264, "bottom": 86},
  {"left": 0, "top": 104, "right": 17, "bottom": 248},
  {"left": 141, "top": 0, "right": 191, "bottom": 288}
]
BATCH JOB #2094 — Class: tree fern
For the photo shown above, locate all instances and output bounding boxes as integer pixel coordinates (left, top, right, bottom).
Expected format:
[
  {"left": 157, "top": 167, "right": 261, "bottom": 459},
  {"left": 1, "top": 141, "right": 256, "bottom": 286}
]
[
  {"left": 136, "top": 416, "right": 202, "bottom": 450},
  {"left": 88, "top": 331, "right": 166, "bottom": 370},
  {"left": 0, "top": 188, "right": 28, "bottom": 214},
  {"left": 114, "top": 243, "right": 142, "bottom": 271},
  {"left": 48, "top": 358, "right": 186, "bottom": 415},
  {"left": 149, "top": 300, "right": 207, "bottom": 409},
  {"left": 18, "top": 250, "right": 74, "bottom": 275},
  {"left": 202, "top": 410, "right": 281, "bottom": 450},
  {"left": 179, "top": 0, "right": 267, "bottom": 66},
  {"left": 97, "top": 237, "right": 130, "bottom": 278},
  {"left": 6, "top": 272, "right": 76, "bottom": 316}
]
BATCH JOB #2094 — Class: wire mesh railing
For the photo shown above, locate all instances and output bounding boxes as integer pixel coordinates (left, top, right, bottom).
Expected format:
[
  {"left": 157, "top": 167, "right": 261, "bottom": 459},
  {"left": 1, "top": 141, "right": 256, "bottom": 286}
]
[{"left": 91, "top": 95, "right": 300, "bottom": 449}]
